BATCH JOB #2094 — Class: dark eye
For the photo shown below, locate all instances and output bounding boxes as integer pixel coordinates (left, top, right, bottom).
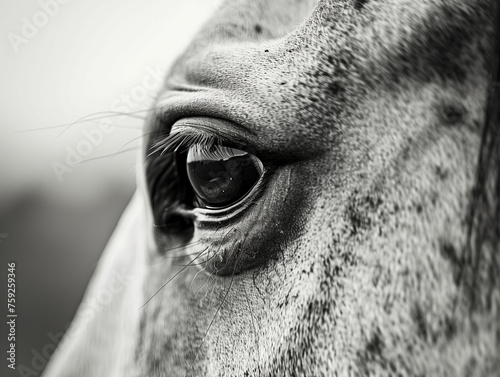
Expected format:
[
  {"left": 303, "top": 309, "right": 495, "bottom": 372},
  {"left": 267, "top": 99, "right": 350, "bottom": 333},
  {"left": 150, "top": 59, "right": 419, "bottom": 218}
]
[{"left": 186, "top": 144, "right": 264, "bottom": 209}]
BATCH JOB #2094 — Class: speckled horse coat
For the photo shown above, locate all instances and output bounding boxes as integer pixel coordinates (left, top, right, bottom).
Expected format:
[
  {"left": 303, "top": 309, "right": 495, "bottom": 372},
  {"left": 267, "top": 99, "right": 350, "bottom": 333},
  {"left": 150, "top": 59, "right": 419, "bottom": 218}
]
[{"left": 44, "top": 0, "right": 499, "bottom": 376}]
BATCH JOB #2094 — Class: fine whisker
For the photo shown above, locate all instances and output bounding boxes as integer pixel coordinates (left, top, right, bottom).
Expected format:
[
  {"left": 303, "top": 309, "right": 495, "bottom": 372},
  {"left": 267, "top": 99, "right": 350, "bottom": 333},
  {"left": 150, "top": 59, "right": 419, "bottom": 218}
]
[
  {"left": 157, "top": 240, "right": 203, "bottom": 256},
  {"left": 15, "top": 108, "right": 156, "bottom": 134},
  {"left": 184, "top": 272, "right": 236, "bottom": 377},
  {"left": 114, "top": 132, "right": 155, "bottom": 154},
  {"left": 54, "top": 108, "right": 157, "bottom": 138},
  {"left": 184, "top": 241, "right": 244, "bottom": 377},
  {"left": 193, "top": 266, "right": 219, "bottom": 300},
  {"left": 173, "top": 249, "right": 220, "bottom": 267},
  {"left": 151, "top": 244, "right": 207, "bottom": 266},
  {"left": 188, "top": 265, "right": 211, "bottom": 291},
  {"left": 139, "top": 247, "right": 209, "bottom": 309}
]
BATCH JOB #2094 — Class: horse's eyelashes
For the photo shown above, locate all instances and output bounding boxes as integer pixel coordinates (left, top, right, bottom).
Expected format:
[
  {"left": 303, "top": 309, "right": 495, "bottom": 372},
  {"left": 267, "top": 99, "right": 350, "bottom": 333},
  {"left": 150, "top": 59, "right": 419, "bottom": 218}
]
[{"left": 149, "top": 130, "right": 222, "bottom": 157}]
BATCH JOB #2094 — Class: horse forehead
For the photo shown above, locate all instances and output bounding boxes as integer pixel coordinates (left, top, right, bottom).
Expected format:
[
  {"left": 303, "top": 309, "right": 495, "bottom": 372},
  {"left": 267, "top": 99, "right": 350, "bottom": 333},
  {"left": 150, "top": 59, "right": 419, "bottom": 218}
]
[
  {"left": 161, "top": 0, "right": 492, "bottom": 142},
  {"left": 168, "top": 0, "right": 493, "bottom": 77},
  {"left": 159, "top": 4, "right": 349, "bottom": 150}
]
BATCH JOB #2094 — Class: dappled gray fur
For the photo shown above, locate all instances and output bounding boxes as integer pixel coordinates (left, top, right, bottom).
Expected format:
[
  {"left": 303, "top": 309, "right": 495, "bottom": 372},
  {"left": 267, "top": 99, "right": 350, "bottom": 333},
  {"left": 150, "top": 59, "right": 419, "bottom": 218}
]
[{"left": 44, "top": 1, "right": 500, "bottom": 376}]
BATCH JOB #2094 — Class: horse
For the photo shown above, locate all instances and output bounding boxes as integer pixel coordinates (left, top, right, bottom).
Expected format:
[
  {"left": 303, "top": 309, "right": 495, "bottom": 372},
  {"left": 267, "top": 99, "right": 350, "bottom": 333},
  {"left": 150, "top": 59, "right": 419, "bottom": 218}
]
[{"left": 43, "top": 0, "right": 500, "bottom": 376}]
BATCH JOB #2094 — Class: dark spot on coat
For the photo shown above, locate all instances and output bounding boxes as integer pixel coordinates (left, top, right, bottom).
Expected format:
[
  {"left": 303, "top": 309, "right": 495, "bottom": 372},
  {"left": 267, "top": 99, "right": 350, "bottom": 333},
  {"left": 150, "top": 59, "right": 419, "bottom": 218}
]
[
  {"left": 375, "top": 3, "right": 489, "bottom": 88},
  {"left": 434, "top": 165, "right": 449, "bottom": 180},
  {"left": 346, "top": 193, "right": 383, "bottom": 236},
  {"left": 354, "top": 0, "right": 369, "bottom": 10},
  {"left": 438, "top": 103, "right": 466, "bottom": 126},
  {"left": 444, "top": 315, "right": 457, "bottom": 339},
  {"left": 347, "top": 203, "right": 369, "bottom": 236},
  {"left": 356, "top": 327, "right": 389, "bottom": 373},
  {"left": 365, "top": 329, "right": 384, "bottom": 356},
  {"left": 254, "top": 24, "right": 262, "bottom": 34},
  {"left": 439, "top": 240, "right": 462, "bottom": 284},
  {"left": 440, "top": 241, "right": 459, "bottom": 265},
  {"left": 264, "top": 49, "right": 269, "bottom": 52},
  {"left": 464, "top": 357, "right": 478, "bottom": 376},
  {"left": 327, "top": 81, "right": 344, "bottom": 96},
  {"left": 401, "top": 145, "right": 411, "bottom": 161},
  {"left": 411, "top": 303, "right": 428, "bottom": 339}
]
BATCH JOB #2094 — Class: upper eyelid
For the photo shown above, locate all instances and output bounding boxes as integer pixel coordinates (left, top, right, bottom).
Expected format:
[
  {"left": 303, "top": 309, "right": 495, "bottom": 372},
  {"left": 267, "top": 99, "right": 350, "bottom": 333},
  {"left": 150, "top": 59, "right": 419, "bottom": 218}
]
[
  {"left": 149, "top": 118, "right": 258, "bottom": 158},
  {"left": 148, "top": 127, "right": 224, "bottom": 157}
]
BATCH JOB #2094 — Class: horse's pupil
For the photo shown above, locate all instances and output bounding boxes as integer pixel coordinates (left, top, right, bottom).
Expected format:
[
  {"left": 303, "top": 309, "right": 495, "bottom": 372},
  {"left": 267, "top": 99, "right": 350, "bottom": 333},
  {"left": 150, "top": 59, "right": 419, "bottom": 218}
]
[{"left": 186, "top": 145, "right": 263, "bottom": 208}]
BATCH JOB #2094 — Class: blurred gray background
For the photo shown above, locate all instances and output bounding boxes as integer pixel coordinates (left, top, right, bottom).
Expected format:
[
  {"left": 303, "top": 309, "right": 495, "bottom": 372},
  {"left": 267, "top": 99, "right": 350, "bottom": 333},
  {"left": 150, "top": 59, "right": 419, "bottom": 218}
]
[{"left": 0, "top": 0, "right": 220, "bottom": 375}]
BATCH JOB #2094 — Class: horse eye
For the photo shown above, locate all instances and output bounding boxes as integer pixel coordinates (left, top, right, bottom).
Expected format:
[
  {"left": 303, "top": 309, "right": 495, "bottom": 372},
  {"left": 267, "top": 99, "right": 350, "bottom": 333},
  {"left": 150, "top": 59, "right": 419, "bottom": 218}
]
[{"left": 186, "top": 144, "right": 264, "bottom": 209}]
